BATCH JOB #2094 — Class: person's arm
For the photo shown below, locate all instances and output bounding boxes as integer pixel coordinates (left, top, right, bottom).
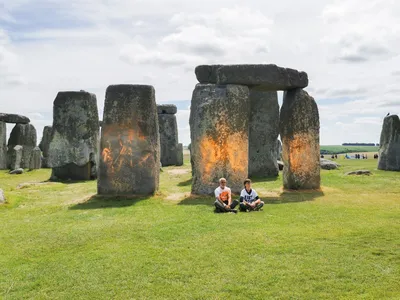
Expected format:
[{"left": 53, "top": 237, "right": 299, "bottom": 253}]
[
  {"left": 240, "top": 190, "right": 247, "bottom": 205},
  {"left": 228, "top": 189, "right": 232, "bottom": 205}
]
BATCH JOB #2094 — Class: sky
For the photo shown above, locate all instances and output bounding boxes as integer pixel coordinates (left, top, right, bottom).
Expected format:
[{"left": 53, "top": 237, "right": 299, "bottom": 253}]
[{"left": 0, "top": 0, "right": 399, "bottom": 146}]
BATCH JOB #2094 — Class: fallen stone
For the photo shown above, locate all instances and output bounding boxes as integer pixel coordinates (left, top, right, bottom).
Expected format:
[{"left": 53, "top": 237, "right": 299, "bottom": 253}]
[
  {"left": 280, "top": 88, "right": 320, "bottom": 190},
  {"left": 98, "top": 84, "right": 160, "bottom": 195},
  {"left": 29, "top": 146, "right": 42, "bottom": 170},
  {"left": 9, "top": 145, "right": 23, "bottom": 170},
  {"left": 9, "top": 168, "right": 24, "bottom": 175},
  {"left": 176, "top": 143, "right": 184, "bottom": 166},
  {"left": 158, "top": 108, "right": 179, "bottom": 166},
  {"left": 195, "top": 64, "right": 308, "bottom": 90},
  {"left": 0, "top": 113, "right": 30, "bottom": 124},
  {"left": 248, "top": 90, "right": 279, "bottom": 177},
  {"left": 346, "top": 170, "right": 372, "bottom": 176},
  {"left": 157, "top": 104, "right": 177, "bottom": 115},
  {"left": 48, "top": 91, "right": 99, "bottom": 180},
  {"left": 320, "top": 158, "right": 340, "bottom": 170},
  {"left": 7, "top": 124, "right": 37, "bottom": 169},
  {"left": 190, "top": 84, "right": 250, "bottom": 195},
  {"left": 0, "top": 121, "right": 6, "bottom": 169},
  {"left": 0, "top": 188, "right": 5, "bottom": 204},
  {"left": 39, "top": 126, "right": 52, "bottom": 168},
  {"left": 378, "top": 115, "right": 400, "bottom": 171}
]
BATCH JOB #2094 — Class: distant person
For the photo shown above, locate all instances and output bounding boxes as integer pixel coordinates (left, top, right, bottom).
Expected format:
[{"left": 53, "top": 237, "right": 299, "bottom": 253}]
[
  {"left": 239, "top": 179, "right": 264, "bottom": 212},
  {"left": 321, "top": 155, "right": 325, "bottom": 158},
  {"left": 214, "top": 178, "right": 238, "bottom": 214},
  {"left": 335, "top": 154, "right": 338, "bottom": 159},
  {"left": 331, "top": 155, "right": 335, "bottom": 159}
]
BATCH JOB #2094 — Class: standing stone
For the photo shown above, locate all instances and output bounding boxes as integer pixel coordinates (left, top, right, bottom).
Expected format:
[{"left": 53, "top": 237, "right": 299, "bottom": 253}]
[
  {"left": 98, "top": 84, "right": 160, "bottom": 195},
  {"left": 276, "top": 139, "right": 282, "bottom": 160},
  {"left": 190, "top": 84, "right": 250, "bottom": 195},
  {"left": 158, "top": 105, "right": 179, "bottom": 166},
  {"left": 9, "top": 145, "right": 23, "bottom": 170},
  {"left": 48, "top": 91, "right": 99, "bottom": 181},
  {"left": 248, "top": 90, "right": 279, "bottom": 177},
  {"left": 0, "top": 121, "right": 6, "bottom": 169},
  {"left": 7, "top": 124, "right": 37, "bottom": 169},
  {"left": 378, "top": 115, "right": 400, "bottom": 171},
  {"left": 39, "top": 126, "right": 52, "bottom": 168},
  {"left": 29, "top": 146, "right": 42, "bottom": 170},
  {"left": 0, "top": 188, "right": 5, "bottom": 204},
  {"left": 280, "top": 88, "right": 320, "bottom": 190},
  {"left": 176, "top": 143, "right": 184, "bottom": 166}
]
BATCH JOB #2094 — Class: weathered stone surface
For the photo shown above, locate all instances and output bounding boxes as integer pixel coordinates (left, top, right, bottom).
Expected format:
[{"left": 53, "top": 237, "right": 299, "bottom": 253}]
[
  {"left": 158, "top": 113, "right": 179, "bottom": 166},
  {"left": 195, "top": 65, "right": 223, "bottom": 84},
  {"left": 320, "top": 158, "right": 340, "bottom": 170},
  {"left": 276, "top": 139, "right": 282, "bottom": 160},
  {"left": 7, "top": 124, "right": 37, "bottom": 169},
  {"left": 39, "top": 126, "right": 52, "bottom": 168},
  {"left": 98, "top": 84, "right": 160, "bottom": 195},
  {"left": 157, "top": 104, "right": 177, "bottom": 115},
  {"left": 190, "top": 84, "right": 250, "bottom": 195},
  {"left": 0, "top": 113, "right": 30, "bottom": 124},
  {"left": 280, "top": 88, "right": 320, "bottom": 190},
  {"left": 0, "top": 121, "right": 6, "bottom": 169},
  {"left": 29, "top": 146, "right": 42, "bottom": 170},
  {"left": 248, "top": 90, "right": 279, "bottom": 177},
  {"left": 9, "top": 145, "right": 23, "bottom": 170},
  {"left": 378, "top": 115, "right": 400, "bottom": 171},
  {"left": 176, "top": 143, "right": 184, "bottom": 166},
  {"left": 0, "top": 188, "right": 5, "bottom": 204},
  {"left": 346, "top": 170, "right": 371, "bottom": 176},
  {"left": 10, "top": 168, "right": 24, "bottom": 175},
  {"left": 195, "top": 64, "right": 308, "bottom": 90},
  {"left": 48, "top": 91, "right": 99, "bottom": 180}
]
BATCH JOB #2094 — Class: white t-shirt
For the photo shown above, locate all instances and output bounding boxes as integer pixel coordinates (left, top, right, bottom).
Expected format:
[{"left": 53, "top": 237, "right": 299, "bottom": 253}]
[
  {"left": 240, "top": 189, "right": 259, "bottom": 203},
  {"left": 215, "top": 186, "right": 231, "bottom": 202}
]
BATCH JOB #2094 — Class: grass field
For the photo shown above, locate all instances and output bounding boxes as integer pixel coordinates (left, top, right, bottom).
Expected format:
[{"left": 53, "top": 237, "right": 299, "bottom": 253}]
[
  {"left": 1, "top": 155, "right": 399, "bottom": 299},
  {"left": 320, "top": 145, "right": 380, "bottom": 155}
]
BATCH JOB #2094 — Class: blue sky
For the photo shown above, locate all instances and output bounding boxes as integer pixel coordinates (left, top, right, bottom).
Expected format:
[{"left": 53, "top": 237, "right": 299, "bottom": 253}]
[{"left": 1, "top": 0, "right": 400, "bottom": 146}]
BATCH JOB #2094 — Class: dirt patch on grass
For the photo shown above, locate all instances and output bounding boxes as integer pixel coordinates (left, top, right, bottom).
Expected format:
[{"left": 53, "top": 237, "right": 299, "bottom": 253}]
[
  {"left": 166, "top": 192, "right": 189, "bottom": 201},
  {"left": 167, "top": 169, "right": 190, "bottom": 175},
  {"left": 16, "top": 182, "right": 58, "bottom": 189}
]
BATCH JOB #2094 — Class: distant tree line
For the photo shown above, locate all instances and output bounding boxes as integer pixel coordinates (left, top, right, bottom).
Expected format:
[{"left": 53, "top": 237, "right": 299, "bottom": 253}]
[{"left": 342, "top": 143, "right": 379, "bottom": 146}]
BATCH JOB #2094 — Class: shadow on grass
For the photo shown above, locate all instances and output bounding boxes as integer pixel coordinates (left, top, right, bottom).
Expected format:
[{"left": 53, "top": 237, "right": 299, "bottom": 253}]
[
  {"left": 178, "top": 189, "right": 324, "bottom": 206},
  {"left": 177, "top": 178, "right": 192, "bottom": 187},
  {"left": 69, "top": 195, "right": 149, "bottom": 210}
]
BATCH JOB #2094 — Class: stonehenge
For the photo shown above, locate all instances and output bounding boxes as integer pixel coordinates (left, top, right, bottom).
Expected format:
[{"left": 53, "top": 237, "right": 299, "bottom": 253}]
[
  {"left": 48, "top": 91, "right": 99, "bottom": 181},
  {"left": 98, "top": 84, "right": 160, "bottom": 196},
  {"left": 190, "top": 84, "right": 250, "bottom": 194},
  {"left": 39, "top": 126, "right": 52, "bottom": 168},
  {"left": 157, "top": 104, "right": 180, "bottom": 166},
  {"left": 378, "top": 115, "right": 400, "bottom": 171},
  {"left": 0, "top": 113, "right": 30, "bottom": 124},
  {"left": 176, "top": 143, "right": 184, "bottom": 166},
  {"left": 280, "top": 89, "right": 320, "bottom": 189},
  {"left": 7, "top": 123, "right": 37, "bottom": 169},
  {"left": 191, "top": 64, "right": 320, "bottom": 194},
  {"left": 29, "top": 146, "right": 42, "bottom": 170},
  {"left": 9, "top": 145, "right": 23, "bottom": 171}
]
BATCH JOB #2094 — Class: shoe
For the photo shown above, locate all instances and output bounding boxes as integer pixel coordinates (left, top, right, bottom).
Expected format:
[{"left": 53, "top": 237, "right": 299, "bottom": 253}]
[{"left": 230, "top": 209, "right": 238, "bottom": 214}]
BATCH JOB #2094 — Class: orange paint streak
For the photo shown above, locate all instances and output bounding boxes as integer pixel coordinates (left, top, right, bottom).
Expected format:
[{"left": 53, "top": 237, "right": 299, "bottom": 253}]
[{"left": 101, "top": 126, "right": 152, "bottom": 176}]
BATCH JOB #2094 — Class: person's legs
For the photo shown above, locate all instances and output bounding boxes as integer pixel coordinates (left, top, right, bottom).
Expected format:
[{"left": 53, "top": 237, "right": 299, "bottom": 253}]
[
  {"left": 214, "top": 200, "right": 226, "bottom": 213},
  {"left": 230, "top": 199, "right": 239, "bottom": 209},
  {"left": 255, "top": 200, "right": 265, "bottom": 211},
  {"left": 239, "top": 202, "right": 248, "bottom": 212}
]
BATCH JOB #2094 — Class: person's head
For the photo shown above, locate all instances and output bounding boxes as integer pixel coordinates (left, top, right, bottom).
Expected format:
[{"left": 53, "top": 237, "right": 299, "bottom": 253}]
[
  {"left": 219, "top": 178, "right": 227, "bottom": 188},
  {"left": 244, "top": 179, "right": 252, "bottom": 190}
]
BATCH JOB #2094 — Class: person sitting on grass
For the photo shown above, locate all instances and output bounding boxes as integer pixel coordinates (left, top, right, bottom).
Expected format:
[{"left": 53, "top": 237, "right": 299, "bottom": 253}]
[
  {"left": 239, "top": 179, "right": 264, "bottom": 212},
  {"left": 214, "top": 178, "right": 238, "bottom": 214}
]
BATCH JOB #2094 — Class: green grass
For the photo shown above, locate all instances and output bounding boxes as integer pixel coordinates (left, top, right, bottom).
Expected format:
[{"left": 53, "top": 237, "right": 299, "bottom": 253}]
[
  {"left": 320, "top": 145, "right": 379, "bottom": 155},
  {"left": 1, "top": 155, "right": 399, "bottom": 299}
]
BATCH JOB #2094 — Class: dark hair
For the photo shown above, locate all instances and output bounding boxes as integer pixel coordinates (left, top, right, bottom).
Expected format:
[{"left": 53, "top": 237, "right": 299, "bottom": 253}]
[{"left": 244, "top": 179, "right": 251, "bottom": 186}]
